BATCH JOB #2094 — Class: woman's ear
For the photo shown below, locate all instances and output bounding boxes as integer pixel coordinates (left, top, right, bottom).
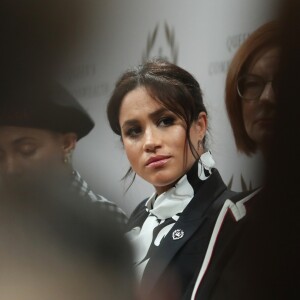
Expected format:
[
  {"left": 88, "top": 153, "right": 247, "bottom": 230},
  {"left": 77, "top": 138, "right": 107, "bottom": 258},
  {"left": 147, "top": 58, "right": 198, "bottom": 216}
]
[
  {"left": 195, "top": 112, "right": 207, "bottom": 139},
  {"left": 61, "top": 133, "right": 77, "bottom": 155}
]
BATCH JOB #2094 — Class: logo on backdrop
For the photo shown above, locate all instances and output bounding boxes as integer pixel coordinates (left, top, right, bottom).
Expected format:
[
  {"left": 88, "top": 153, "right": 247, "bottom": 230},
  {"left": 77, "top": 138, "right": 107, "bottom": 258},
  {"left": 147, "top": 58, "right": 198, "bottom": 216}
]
[
  {"left": 208, "top": 31, "right": 251, "bottom": 76},
  {"left": 142, "top": 22, "right": 179, "bottom": 64},
  {"left": 63, "top": 63, "right": 111, "bottom": 100},
  {"left": 227, "top": 174, "right": 253, "bottom": 191}
]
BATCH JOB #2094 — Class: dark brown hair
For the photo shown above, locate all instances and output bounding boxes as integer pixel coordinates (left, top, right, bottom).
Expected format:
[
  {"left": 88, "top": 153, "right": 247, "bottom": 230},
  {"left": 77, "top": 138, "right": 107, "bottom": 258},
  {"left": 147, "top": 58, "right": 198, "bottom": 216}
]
[
  {"left": 107, "top": 59, "right": 207, "bottom": 184},
  {"left": 225, "top": 21, "right": 280, "bottom": 155}
]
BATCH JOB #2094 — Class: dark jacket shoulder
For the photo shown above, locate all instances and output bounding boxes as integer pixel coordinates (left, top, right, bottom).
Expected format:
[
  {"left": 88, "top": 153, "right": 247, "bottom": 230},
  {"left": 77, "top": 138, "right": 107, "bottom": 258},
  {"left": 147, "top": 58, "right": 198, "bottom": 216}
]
[{"left": 127, "top": 198, "right": 148, "bottom": 231}]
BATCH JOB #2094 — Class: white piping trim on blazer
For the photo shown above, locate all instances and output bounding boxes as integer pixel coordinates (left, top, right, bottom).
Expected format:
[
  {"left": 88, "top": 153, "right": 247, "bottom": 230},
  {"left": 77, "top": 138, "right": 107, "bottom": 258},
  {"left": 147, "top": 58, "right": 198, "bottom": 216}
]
[{"left": 190, "top": 188, "right": 262, "bottom": 300}]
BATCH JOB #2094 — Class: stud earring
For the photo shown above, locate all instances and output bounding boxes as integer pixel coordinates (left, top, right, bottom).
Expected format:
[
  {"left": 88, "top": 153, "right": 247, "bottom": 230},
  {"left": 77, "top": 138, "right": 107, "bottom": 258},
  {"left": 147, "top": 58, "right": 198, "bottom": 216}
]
[{"left": 63, "top": 152, "right": 71, "bottom": 164}]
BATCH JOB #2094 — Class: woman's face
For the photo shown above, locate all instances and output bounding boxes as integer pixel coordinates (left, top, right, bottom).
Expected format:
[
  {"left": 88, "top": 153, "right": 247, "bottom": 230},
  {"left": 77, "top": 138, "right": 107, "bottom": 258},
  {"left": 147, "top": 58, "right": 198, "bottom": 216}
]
[
  {"left": 242, "top": 47, "right": 279, "bottom": 150},
  {"left": 119, "top": 87, "right": 207, "bottom": 195}
]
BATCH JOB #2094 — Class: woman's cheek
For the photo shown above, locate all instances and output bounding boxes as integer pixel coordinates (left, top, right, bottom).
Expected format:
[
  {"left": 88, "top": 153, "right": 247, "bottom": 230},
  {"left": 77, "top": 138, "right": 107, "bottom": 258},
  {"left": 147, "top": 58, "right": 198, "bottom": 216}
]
[{"left": 123, "top": 140, "right": 140, "bottom": 167}]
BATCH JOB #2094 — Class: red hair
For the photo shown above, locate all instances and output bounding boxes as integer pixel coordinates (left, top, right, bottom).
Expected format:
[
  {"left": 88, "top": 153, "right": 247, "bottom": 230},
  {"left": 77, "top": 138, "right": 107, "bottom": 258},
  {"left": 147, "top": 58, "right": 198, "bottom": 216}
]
[{"left": 225, "top": 21, "right": 280, "bottom": 155}]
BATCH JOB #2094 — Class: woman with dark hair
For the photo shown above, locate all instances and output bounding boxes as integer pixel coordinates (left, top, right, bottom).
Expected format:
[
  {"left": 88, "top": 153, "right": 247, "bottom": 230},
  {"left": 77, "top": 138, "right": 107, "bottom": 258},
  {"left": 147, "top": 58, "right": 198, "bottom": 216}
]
[
  {"left": 107, "top": 60, "right": 256, "bottom": 299},
  {"left": 225, "top": 21, "right": 280, "bottom": 157}
]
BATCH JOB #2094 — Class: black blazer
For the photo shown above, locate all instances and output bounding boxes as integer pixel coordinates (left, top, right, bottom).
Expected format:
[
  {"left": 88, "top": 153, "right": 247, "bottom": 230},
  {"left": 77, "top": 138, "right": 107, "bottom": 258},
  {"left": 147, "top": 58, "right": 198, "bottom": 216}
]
[
  {"left": 128, "top": 169, "right": 255, "bottom": 299},
  {"left": 191, "top": 187, "right": 297, "bottom": 300},
  {"left": 186, "top": 188, "right": 261, "bottom": 300}
]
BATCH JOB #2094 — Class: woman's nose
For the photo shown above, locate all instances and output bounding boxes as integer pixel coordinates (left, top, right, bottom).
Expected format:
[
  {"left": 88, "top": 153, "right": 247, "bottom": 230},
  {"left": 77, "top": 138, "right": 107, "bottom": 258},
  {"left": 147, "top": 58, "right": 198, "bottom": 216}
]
[
  {"left": 260, "top": 81, "right": 276, "bottom": 104},
  {"left": 143, "top": 127, "right": 162, "bottom": 152}
]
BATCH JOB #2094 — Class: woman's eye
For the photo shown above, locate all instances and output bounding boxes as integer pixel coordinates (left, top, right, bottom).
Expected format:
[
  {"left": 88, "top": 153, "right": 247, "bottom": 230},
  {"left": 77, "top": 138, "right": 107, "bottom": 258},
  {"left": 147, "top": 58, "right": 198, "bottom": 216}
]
[
  {"left": 158, "top": 116, "right": 175, "bottom": 127},
  {"left": 125, "top": 127, "right": 142, "bottom": 138}
]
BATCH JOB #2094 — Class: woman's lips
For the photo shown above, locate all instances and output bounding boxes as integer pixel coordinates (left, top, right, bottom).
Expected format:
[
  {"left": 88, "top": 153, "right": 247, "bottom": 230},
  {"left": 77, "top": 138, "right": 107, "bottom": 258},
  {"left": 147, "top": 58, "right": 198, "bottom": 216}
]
[
  {"left": 145, "top": 156, "right": 171, "bottom": 168},
  {"left": 255, "top": 118, "right": 275, "bottom": 126}
]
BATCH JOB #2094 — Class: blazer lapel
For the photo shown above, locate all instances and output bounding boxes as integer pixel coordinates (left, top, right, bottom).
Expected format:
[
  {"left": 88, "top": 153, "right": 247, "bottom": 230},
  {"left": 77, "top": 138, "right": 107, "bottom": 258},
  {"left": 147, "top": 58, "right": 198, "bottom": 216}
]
[{"left": 141, "top": 170, "right": 227, "bottom": 294}]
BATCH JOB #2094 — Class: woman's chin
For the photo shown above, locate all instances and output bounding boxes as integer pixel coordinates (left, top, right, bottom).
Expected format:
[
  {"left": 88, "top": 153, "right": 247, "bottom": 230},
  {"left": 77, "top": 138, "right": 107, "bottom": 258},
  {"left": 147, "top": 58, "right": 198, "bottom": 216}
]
[
  {"left": 147, "top": 175, "right": 180, "bottom": 193},
  {"left": 250, "top": 123, "right": 275, "bottom": 143},
  {"left": 250, "top": 130, "right": 276, "bottom": 155}
]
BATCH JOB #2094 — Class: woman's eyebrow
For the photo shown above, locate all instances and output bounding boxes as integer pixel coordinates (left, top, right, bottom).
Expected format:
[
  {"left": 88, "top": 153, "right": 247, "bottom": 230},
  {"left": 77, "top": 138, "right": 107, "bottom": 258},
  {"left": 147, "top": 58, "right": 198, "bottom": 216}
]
[
  {"left": 149, "top": 108, "right": 168, "bottom": 120},
  {"left": 121, "top": 119, "right": 139, "bottom": 130},
  {"left": 121, "top": 108, "right": 169, "bottom": 129}
]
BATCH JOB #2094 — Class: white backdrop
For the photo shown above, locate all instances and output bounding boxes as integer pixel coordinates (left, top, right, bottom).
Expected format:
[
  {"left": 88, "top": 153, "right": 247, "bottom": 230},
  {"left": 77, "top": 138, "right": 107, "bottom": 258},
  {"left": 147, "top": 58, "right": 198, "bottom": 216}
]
[{"left": 63, "top": 0, "right": 278, "bottom": 215}]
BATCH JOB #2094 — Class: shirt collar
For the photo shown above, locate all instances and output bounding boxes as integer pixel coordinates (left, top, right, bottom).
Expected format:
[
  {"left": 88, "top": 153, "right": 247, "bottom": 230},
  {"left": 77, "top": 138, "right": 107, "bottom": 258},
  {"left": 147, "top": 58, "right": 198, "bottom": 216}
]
[{"left": 145, "top": 150, "right": 215, "bottom": 220}]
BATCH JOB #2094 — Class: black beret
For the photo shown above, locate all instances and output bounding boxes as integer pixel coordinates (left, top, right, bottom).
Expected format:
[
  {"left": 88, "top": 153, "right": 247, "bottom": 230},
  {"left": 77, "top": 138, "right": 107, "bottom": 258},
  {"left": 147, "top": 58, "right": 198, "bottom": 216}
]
[{"left": 0, "top": 79, "right": 94, "bottom": 140}]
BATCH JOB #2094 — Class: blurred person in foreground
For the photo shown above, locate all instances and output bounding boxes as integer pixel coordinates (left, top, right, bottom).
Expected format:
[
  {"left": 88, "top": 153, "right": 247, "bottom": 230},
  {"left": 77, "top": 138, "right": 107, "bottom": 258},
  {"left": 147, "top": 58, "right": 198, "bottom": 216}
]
[
  {"left": 0, "top": 176, "right": 134, "bottom": 300},
  {"left": 0, "top": 78, "right": 127, "bottom": 228}
]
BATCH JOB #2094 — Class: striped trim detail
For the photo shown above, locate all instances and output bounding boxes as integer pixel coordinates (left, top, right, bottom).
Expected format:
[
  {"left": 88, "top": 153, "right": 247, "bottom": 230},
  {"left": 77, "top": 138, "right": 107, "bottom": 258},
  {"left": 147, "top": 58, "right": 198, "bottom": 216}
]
[{"left": 190, "top": 188, "right": 261, "bottom": 300}]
